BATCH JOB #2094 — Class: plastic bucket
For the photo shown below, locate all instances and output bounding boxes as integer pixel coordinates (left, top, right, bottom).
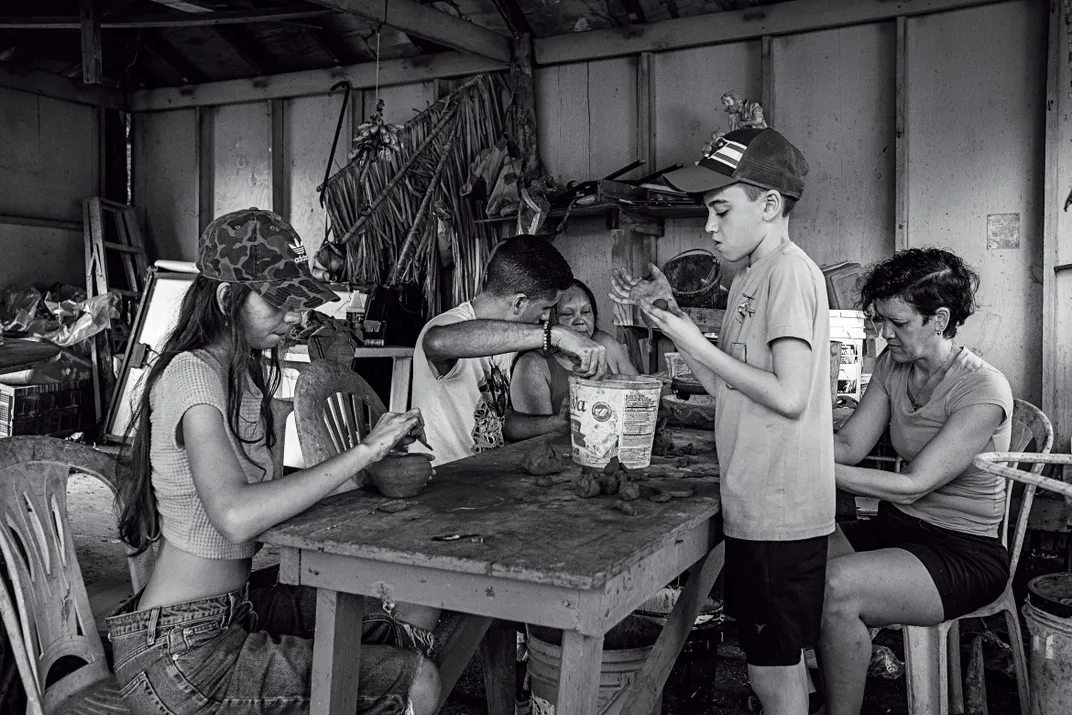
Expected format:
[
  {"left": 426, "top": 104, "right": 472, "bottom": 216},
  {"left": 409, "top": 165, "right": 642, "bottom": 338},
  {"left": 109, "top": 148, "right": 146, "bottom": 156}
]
[
  {"left": 1024, "top": 574, "right": 1072, "bottom": 714},
  {"left": 829, "top": 310, "right": 865, "bottom": 400},
  {"left": 527, "top": 618, "right": 661, "bottom": 715},
  {"left": 569, "top": 375, "right": 662, "bottom": 468}
]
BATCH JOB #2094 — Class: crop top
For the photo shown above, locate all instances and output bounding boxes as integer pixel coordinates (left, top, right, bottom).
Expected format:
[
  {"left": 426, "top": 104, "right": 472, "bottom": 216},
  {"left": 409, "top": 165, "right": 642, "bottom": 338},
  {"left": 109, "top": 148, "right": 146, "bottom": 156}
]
[{"left": 148, "top": 350, "right": 275, "bottom": 559}]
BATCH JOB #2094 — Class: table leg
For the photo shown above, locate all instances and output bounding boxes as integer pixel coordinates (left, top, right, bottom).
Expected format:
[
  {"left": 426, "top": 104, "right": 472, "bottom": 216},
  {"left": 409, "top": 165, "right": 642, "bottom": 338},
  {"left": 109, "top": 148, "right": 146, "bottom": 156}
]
[
  {"left": 389, "top": 356, "right": 412, "bottom": 412},
  {"left": 434, "top": 615, "right": 493, "bottom": 713},
  {"left": 312, "top": 589, "right": 365, "bottom": 715},
  {"left": 480, "top": 620, "right": 517, "bottom": 715},
  {"left": 620, "top": 540, "right": 726, "bottom": 715},
  {"left": 556, "top": 631, "right": 603, "bottom": 715}
]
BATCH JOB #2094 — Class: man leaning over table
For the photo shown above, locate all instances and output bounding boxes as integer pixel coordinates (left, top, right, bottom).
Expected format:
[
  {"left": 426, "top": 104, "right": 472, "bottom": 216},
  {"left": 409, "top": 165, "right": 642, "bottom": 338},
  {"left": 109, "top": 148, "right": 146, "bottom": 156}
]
[{"left": 412, "top": 234, "right": 608, "bottom": 466}]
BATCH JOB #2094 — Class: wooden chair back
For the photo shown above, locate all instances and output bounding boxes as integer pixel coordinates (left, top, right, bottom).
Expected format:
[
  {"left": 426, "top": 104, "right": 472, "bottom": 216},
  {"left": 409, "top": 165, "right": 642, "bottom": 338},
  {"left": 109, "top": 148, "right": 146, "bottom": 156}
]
[
  {"left": 294, "top": 360, "right": 387, "bottom": 466},
  {"left": 0, "top": 437, "right": 133, "bottom": 715}
]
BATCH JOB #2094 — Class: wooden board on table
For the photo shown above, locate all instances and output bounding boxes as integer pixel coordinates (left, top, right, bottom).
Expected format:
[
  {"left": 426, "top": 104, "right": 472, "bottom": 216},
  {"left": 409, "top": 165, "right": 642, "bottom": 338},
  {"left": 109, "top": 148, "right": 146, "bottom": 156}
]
[
  {"left": 0, "top": 338, "right": 61, "bottom": 374},
  {"left": 261, "top": 428, "right": 720, "bottom": 590}
]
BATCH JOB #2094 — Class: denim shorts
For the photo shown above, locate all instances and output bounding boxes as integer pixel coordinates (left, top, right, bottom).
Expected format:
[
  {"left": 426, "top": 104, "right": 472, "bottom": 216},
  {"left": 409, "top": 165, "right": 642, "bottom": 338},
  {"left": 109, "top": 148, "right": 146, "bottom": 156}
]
[{"left": 106, "top": 580, "right": 426, "bottom": 715}]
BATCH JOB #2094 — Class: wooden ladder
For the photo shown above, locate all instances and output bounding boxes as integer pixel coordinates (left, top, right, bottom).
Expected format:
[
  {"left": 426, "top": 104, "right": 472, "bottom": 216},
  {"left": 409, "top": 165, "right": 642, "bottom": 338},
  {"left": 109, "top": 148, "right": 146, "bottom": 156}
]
[{"left": 82, "top": 198, "right": 150, "bottom": 424}]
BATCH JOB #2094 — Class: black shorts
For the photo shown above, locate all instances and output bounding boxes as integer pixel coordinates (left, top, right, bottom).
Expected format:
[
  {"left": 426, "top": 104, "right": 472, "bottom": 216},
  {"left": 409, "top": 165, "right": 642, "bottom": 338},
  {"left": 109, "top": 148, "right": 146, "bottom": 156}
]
[
  {"left": 840, "top": 502, "right": 1009, "bottom": 620},
  {"left": 724, "top": 535, "right": 828, "bottom": 667}
]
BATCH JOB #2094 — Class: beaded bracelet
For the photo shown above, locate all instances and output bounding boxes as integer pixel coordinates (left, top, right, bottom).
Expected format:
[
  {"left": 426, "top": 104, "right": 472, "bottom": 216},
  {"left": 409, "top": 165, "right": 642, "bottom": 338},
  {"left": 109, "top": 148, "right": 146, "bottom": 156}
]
[{"left": 542, "top": 319, "right": 552, "bottom": 355}]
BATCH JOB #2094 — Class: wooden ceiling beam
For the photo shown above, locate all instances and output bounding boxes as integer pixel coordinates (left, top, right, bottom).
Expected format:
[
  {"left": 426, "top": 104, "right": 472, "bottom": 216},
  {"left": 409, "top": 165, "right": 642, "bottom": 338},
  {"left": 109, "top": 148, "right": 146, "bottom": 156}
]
[
  {"left": 0, "top": 61, "right": 123, "bottom": 107},
  {"left": 80, "top": 0, "right": 103, "bottom": 84},
  {"left": 0, "top": 8, "right": 332, "bottom": 30},
  {"left": 142, "top": 31, "right": 209, "bottom": 84},
  {"left": 304, "top": 0, "right": 511, "bottom": 62},
  {"left": 214, "top": 25, "right": 280, "bottom": 76},
  {"left": 488, "top": 0, "right": 532, "bottom": 35},
  {"left": 534, "top": 0, "right": 1009, "bottom": 65},
  {"left": 129, "top": 50, "right": 505, "bottom": 111}
]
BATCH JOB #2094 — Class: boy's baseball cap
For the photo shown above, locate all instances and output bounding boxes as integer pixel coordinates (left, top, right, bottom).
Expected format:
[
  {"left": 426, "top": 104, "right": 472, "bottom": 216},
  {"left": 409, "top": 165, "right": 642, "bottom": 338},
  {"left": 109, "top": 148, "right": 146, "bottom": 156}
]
[
  {"left": 663, "top": 127, "right": 809, "bottom": 199},
  {"left": 196, "top": 207, "right": 339, "bottom": 312}
]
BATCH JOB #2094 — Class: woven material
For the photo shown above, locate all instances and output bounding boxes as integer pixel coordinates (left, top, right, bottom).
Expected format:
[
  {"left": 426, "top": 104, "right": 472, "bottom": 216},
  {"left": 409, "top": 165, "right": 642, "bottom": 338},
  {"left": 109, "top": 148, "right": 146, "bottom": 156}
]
[
  {"left": 197, "top": 207, "right": 338, "bottom": 312},
  {"left": 664, "top": 127, "right": 809, "bottom": 199}
]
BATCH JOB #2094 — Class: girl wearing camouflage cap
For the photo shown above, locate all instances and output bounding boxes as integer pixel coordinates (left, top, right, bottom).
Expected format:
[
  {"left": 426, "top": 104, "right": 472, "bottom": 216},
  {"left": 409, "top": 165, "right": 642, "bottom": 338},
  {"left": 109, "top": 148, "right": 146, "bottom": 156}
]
[{"left": 107, "top": 208, "right": 440, "bottom": 715}]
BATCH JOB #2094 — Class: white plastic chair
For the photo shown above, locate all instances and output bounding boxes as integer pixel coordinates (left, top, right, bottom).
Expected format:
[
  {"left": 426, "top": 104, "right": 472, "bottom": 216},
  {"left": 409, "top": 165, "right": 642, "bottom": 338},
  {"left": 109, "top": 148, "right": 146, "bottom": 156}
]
[{"left": 903, "top": 399, "right": 1052, "bottom": 715}]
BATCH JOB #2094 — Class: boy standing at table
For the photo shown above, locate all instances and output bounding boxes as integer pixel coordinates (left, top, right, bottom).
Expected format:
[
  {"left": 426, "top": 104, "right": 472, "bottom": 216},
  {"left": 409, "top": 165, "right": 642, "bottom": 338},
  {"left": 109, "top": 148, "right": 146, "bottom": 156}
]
[{"left": 612, "top": 128, "right": 834, "bottom": 715}]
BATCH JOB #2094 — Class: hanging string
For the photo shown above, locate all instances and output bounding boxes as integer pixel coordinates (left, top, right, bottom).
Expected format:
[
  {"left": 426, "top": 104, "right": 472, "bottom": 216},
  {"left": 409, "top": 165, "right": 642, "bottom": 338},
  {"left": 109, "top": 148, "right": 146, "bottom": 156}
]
[{"left": 374, "top": 0, "right": 388, "bottom": 105}]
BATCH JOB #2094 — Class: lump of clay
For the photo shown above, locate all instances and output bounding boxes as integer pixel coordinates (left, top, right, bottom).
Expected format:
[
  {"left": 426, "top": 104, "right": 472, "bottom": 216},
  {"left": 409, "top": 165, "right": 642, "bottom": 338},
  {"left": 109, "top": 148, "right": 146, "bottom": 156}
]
[
  {"left": 574, "top": 473, "right": 601, "bottom": 498},
  {"left": 600, "top": 473, "right": 620, "bottom": 495},
  {"left": 615, "top": 500, "right": 638, "bottom": 516},
  {"left": 619, "top": 482, "right": 640, "bottom": 501},
  {"left": 522, "top": 440, "right": 563, "bottom": 476}
]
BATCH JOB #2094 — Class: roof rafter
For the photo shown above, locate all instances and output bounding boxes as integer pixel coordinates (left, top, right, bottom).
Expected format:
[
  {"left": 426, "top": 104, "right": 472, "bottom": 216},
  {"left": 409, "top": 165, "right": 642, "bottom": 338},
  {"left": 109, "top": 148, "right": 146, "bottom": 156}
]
[
  {"left": 0, "top": 7, "right": 332, "bottom": 30},
  {"left": 304, "top": 0, "right": 511, "bottom": 62},
  {"left": 214, "top": 25, "right": 280, "bottom": 75},
  {"left": 142, "top": 31, "right": 209, "bottom": 84}
]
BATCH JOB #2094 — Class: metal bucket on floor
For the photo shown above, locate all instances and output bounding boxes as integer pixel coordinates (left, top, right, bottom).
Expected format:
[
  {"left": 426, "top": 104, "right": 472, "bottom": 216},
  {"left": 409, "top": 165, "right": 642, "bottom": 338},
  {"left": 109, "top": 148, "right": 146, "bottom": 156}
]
[
  {"left": 526, "top": 618, "right": 662, "bottom": 715},
  {"left": 1024, "top": 573, "right": 1072, "bottom": 714}
]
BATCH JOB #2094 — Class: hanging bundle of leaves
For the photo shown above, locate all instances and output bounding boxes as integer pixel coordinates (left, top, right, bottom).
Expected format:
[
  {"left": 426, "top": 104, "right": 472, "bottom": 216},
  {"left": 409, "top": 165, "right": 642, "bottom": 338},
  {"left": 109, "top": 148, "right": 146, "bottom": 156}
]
[{"left": 320, "top": 73, "right": 509, "bottom": 315}]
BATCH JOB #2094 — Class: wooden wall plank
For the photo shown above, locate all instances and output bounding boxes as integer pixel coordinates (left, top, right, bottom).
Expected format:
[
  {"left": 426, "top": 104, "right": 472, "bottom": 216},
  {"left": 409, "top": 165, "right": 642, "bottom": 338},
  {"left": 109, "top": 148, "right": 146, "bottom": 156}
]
[
  {"left": 535, "top": 63, "right": 591, "bottom": 184},
  {"left": 536, "top": 58, "right": 636, "bottom": 333},
  {"left": 287, "top": 94, "right": 353, "bottom": 263},
  {"left": 1044, "top": 0, "right": 1072, "bottom": 449},
  {"left": 133, "top": 109, "right": 199, "bottom": 262},
  {"left": 653, "top": 42, "right": 760, "bottom": 169},
  {"left": 213, "top": 102, "right": 272, "bottom": 217},
  {"left": 0, "top": 91, "right": 99, "bottom": 224},
  {"left": 772, "top": 22, "right": 896, "bottom": 270},
  {"left": 0, "top": 225, "right": 84, "bottom": 289},
  {"left": 906, "top": 0, "right": 1046, "bottom": 404}
]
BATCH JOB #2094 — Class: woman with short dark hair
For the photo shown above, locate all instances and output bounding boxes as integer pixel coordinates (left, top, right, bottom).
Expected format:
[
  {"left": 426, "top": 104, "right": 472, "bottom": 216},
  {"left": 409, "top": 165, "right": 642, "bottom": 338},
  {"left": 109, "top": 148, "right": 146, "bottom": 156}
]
[{"left": 819, "top": 247, "right": 1014, "bottom": 715}]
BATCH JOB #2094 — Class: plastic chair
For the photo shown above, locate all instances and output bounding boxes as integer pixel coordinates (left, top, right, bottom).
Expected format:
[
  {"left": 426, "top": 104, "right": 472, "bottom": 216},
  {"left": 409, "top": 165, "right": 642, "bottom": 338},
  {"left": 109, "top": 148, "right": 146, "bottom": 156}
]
[
  {"left": 0, "top": 436, "right": 141, "bottom": 715},
  {"left": 903, "top": 399, "right": 1052, "bottom": 715},
  {"left": 293, "top": 359, "right": 387, "bottom": 467}
]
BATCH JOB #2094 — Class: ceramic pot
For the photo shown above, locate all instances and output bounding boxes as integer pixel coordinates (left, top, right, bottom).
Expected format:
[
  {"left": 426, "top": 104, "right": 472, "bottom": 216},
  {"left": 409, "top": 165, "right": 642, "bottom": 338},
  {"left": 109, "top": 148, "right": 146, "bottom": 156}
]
[{"left": 367, "top": 453, "right": 433, "bottom": 498}]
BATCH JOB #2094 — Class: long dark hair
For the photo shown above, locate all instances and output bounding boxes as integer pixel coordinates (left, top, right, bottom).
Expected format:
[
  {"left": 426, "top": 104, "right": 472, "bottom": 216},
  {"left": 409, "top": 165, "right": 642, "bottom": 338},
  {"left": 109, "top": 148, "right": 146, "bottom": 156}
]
[{"left": 117, "top": 275, "right": 282, "bottom": 554}]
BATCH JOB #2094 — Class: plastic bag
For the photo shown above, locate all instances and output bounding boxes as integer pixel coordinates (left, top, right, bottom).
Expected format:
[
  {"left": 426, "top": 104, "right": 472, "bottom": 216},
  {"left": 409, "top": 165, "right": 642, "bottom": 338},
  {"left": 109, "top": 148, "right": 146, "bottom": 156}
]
[
  {"left": 867, "top": 643, "right": 905, "bottom": 680},
  {"left": 40, "top": 292, "right": 120, "bottom": 347},
  {"left": 0, "top": 285, "right": 47, "bottom": 332}
]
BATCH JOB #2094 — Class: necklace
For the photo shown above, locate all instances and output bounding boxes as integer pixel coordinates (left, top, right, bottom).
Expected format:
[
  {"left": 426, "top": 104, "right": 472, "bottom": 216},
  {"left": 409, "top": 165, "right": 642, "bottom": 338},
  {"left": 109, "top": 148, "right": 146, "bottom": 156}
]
[{"left": 906, "top": 345, "right": 961, "bottom": 409}]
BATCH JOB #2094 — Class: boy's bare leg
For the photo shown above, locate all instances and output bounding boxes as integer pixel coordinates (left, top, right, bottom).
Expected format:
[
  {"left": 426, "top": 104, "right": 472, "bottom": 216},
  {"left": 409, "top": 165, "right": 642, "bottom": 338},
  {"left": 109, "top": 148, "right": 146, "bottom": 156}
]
[{"left": 750, "top": 659, "right": 810, "bottom": 715}]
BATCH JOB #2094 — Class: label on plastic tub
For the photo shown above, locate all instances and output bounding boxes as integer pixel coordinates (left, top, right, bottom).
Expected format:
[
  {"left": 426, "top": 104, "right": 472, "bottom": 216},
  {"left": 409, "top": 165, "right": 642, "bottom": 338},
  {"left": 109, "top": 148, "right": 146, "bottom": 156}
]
[{"left": 569, "top": 375, "right": 662, "bottom": 469}]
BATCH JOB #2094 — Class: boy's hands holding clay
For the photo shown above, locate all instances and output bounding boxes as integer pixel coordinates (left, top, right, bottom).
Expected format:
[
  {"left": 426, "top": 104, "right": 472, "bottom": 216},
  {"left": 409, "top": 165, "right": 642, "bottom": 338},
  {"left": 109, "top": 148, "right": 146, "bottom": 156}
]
[{"left": 610, "top": 264, "right": 685, "bottom": 316}]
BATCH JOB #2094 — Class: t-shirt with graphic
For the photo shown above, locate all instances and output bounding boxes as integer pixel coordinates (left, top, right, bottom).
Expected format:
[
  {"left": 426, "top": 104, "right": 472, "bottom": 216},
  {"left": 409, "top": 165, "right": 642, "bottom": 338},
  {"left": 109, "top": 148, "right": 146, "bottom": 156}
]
[
  {"left": 871, "top": 347, "right": 1013, "bottom": 538},
  {"left": 411, "top": 301, "right": 515, "bottom": 466},
  {"left": 714, "top": 241, "right": 835, "bottom": 541}
]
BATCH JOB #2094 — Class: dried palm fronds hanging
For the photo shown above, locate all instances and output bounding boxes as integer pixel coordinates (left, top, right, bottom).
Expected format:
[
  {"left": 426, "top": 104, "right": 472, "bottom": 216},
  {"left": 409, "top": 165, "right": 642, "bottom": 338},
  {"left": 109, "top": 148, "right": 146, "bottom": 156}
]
[{"left": 319, "top": 73, "right": 509, "bottom": 315}]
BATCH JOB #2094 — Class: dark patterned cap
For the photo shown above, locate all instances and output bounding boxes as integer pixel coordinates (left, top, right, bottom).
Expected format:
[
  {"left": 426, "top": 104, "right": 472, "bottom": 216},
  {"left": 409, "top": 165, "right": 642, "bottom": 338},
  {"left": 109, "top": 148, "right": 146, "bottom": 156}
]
[
  {"left": 663, "top": 128, "right": 809, "bottom": 200},
  {"left": 196, "top": 208, "right": 339, "bottom": 312}
]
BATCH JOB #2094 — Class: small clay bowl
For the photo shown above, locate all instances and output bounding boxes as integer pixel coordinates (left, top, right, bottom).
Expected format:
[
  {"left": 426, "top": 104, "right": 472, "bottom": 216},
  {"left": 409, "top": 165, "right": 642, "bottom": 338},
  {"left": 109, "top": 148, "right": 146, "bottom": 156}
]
[{"left": 367, "top": 453, "right": 434, "bottom": 498}]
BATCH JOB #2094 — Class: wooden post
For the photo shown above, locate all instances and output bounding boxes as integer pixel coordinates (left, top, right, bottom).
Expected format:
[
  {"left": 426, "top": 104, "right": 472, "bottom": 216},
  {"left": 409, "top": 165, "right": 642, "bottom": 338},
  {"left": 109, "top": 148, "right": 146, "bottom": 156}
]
[
  {"left": 611, "top": 209, "right": 662, "bottom": 372},
  {"left": 895, "top": 16, "right": 908, "bottom": 251},
  {"left": 80, "top": 0, "right": 102, "bottom": 85},
  {"left": 271, "top": 99, "right": 286, "bottom": 217},
  {"left": 637, "top": 52, "right": 656, "bottom": 171},
  {"left": 196, "top": 106, "right": 214, "bottom": 232},
  {"left": 761, "top": 36, "right": 774, "bottom": 126},
  {"left": 1044, "top": 0, "right": 1072, "bottom": 455}
]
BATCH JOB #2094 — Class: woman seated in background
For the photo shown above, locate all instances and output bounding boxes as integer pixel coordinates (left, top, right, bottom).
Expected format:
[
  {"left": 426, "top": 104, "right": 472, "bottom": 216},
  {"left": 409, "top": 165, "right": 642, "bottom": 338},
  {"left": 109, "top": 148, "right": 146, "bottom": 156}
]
[
  {"left": 504, "top": 279, "right": 637, "bottom": 441},
  {"left": 818, "top": 248, "right": 1013, "bottom": 715}
]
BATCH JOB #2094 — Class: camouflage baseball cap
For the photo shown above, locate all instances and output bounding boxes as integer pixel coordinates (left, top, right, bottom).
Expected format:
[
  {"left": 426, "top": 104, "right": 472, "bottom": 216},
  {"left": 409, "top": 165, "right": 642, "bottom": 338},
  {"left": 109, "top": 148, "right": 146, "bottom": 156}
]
[{"left": 196, "top": 208, "right": 339, "bottom": 312}]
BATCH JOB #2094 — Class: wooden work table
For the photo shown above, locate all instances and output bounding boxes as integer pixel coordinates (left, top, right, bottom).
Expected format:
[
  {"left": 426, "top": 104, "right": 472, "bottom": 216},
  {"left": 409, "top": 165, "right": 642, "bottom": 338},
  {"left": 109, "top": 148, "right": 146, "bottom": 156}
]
[{"left": 260, "top": 427, "right": 723, "bottom": 715}]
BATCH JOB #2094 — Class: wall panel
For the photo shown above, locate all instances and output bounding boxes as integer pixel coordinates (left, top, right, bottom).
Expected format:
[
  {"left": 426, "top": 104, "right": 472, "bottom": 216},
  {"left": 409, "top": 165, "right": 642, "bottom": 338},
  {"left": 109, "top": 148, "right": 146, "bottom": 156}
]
[
  {"left": 213, "top": 102, "right": 272, "bottom": 218},
  {"left": 907, "top": 1, "right": 1045, "bottom": 404},
  {"left": 773, "top": 23, "right": 896, "bottom": 270},
  {"left": 133, "top": 109, "right": 198, "bottom": 262}
]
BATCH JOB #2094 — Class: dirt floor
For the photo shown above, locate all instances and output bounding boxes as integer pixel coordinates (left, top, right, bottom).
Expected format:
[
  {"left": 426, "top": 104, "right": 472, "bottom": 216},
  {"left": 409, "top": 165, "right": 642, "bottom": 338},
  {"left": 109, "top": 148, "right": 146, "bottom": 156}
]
[{"left": 70, "top": 474, "right": 1027, "bottom": 715}]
